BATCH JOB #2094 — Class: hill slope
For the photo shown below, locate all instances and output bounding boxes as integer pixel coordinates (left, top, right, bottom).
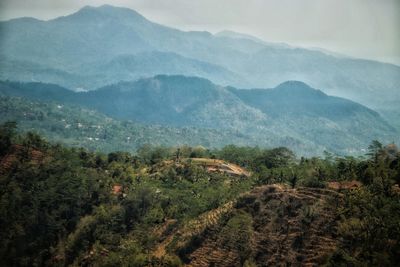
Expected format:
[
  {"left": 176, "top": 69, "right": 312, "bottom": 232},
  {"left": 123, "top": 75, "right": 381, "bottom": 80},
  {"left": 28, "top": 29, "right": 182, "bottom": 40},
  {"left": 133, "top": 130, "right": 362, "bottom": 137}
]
[
  {"left": 0, "top": 96, "right": 268, "bottom": 152},
  {"left": 1, "top": 128, "right": 399, "bottom": 266},
  {"left": 0, "top": 76, "right": 397, "bottom": 155},
  {"left": 158, "top": 184, "right": 340, "bottom": 266}
]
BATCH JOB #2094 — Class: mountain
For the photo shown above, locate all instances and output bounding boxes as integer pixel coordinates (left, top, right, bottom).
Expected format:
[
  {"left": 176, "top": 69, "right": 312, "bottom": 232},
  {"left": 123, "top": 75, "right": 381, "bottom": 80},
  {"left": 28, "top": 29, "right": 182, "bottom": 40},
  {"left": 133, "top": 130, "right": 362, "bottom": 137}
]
[
  {"left": 1, "top": 4, "right": 399, "bottom": 114},
  {"left": 215, "top": 30, "right": 271, "bottom": 45},
  {"left": 0, "top": 77, "right": 289, "bottom": 151},
  {"left": 0, "top": 76, "right": 397, "bottom": 155},
  {"left": 230, "top": 80, "right": 386, "bottom": 122},
  {"left": 79, "top": 51, "right": 248, "bottom": 89},
  {"left": 80, "top": 75, "right": 269, "bottom": 132},
  {"left": 0, "top": 76, "right": 268, "bottom": 130},
  {"left": 229, "top": 81, "right": 397, "bottom": 152}
]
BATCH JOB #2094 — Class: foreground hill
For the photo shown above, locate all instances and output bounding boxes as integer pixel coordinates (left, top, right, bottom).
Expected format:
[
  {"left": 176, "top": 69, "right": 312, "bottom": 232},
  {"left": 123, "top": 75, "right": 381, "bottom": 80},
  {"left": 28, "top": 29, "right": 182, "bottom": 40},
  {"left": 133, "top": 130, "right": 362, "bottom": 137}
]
[
  {"left": 0, "top": 76, "right": 397, "bottom": 155},
  {"left": 0, "top": 4, "right": 399, "bottom": 113},
  {"left": 0, "top": 127, "right": 399, "bottom": 266}
]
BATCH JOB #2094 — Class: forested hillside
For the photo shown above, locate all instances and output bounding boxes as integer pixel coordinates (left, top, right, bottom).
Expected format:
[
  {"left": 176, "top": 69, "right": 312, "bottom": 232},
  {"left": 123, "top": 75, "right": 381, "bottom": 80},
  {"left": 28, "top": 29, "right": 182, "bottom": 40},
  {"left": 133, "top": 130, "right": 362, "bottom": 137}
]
[
  {"left": 1, "top": 123, "right": 399, "bottom": 266},
  {"left": 1, "top": 77, "right": 397, "bottom": 156},
  {"left": 0, "top": 97, "right": 261, "bottom": 152}
]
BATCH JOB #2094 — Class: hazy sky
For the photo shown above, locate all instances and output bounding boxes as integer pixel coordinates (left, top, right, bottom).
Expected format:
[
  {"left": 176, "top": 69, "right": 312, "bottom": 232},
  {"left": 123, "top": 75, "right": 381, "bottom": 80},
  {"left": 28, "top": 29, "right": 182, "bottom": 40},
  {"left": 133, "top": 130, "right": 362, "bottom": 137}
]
[{"left": 1, "top": 0, "right": 399, "bottom": 65}]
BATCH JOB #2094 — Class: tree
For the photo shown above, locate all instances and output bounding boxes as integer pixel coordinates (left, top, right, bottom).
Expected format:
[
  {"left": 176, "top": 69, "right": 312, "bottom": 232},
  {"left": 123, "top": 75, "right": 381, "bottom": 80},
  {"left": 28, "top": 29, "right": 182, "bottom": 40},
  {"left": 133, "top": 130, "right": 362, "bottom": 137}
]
[
  {"left": 367, "top": 140, "right": 383, "bottom": 163},
  {"left": 255, "top": 147, "right": 295, "bottom": 169},
  {"left": 290, "top": 173, "right": 298, "bottom": 188},
  {"left": 0, "top": 121, "right": 17, "bottom": 156},
  {"left": 22, "top": 131, "right": 46, "bottom": 150}
]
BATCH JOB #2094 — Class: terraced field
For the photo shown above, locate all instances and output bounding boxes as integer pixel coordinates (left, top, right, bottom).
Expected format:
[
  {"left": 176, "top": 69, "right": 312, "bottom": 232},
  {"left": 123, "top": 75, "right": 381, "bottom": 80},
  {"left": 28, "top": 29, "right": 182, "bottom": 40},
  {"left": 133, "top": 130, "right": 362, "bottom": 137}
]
[{"left": 154, "top": 184, "right": 341, "bottom": 266}]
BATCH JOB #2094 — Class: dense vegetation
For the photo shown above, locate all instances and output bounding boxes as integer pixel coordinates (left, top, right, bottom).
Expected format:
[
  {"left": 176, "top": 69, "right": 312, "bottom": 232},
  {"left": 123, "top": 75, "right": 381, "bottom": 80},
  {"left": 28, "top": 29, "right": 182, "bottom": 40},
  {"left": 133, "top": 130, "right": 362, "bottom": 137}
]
[
  {"left": 1, "top": 122, "right": 399, "bottom": 266},
  {"left": 1, "top": 78, "right": 398, "bottom": 156},
  {"left": 0, "top": 96, "right": 258, "bottom": 152}
]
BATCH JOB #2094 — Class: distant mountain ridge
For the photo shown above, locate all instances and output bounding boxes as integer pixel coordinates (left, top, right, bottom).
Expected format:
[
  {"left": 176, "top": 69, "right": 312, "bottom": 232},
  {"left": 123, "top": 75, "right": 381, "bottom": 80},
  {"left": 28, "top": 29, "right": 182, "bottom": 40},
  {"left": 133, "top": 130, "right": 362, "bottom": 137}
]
[
  {"left": 229, "top": 81, "right": 381, "bottom": 119},
  {"left": 0, "top": 4, "right": 399, "bottom": 113},
  {"left": 0, "top": 75, "right": 397, "bottom": 155}
]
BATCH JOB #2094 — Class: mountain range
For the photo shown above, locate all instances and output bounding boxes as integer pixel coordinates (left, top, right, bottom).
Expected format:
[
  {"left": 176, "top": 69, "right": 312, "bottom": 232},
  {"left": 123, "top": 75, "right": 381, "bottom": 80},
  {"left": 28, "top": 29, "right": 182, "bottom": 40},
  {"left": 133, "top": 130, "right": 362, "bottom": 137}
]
[
  {"left": 0, "top": 75, "right": 397, "bottom": 155},
  {"left": 0, "top": 4, "right": 399, "bottom": 155},
  {"left": 0, "top": 4, "right": 399, "bottom": 114}
]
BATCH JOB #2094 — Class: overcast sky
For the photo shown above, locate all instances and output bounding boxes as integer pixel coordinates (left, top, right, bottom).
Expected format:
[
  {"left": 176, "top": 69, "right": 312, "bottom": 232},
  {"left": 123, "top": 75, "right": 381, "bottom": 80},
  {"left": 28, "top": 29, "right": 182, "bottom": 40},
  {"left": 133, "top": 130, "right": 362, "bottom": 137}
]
[{"left": 0, "top": 0, "right": 399, "bottom": 65}]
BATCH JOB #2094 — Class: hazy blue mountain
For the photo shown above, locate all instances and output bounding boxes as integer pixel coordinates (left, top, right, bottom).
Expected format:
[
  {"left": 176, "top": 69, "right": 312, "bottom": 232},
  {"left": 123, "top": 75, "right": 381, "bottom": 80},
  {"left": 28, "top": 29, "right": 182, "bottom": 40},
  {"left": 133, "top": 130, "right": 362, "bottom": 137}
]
[
  {"left": 0, "top": 76, "right": 397, "bottom": 155},
  {"left": 215, "top": 30, "right": 291, "bottom": 48},
  {"left": 0, "top": 76, "right": 271, "bottom": 132},
  {"left": 0, "top": 80, "right": 77, "bottom": 101},
  {"left": 0, "top": 57, "right": 90, "bottom": 91},
  {"left": 229, "top": 81, "right": 397, "bottom": 152},
  {"left": 241, "top": 48, "right": 400, "bottom": 110},
  {"left": 80, "top": 75, "right": 269, "bottom": 131},
  {"left": 78, "top": 51, "right": 248, "bottom": 89},
  {"left": 1, "top": 4, "right": 399, "bottom": 113},
  {"left": 215, "top": 30, "right": 270, "bottom": 45},
  {"left": 230, "top": 81, "right": 380, "bottom": 119}
]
